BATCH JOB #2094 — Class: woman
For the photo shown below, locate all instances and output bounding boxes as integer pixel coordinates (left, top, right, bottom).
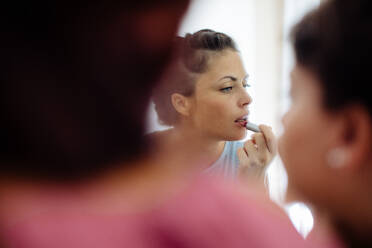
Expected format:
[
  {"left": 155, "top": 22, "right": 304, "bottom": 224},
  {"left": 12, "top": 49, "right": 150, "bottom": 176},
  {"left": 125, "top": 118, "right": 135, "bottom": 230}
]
[
  {"left": 152, "top": 30, "right": 276, "bottom": 183},
  {"left": 279, "top": 0, "right": 372, "bottom": 247}
]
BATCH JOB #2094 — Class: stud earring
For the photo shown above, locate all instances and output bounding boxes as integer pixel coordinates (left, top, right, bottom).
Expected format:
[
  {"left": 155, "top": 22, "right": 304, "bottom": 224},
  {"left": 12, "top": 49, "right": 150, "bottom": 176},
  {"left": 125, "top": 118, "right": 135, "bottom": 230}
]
[{"left": 326, "top": 148, "right": 346, "bottom": 168}]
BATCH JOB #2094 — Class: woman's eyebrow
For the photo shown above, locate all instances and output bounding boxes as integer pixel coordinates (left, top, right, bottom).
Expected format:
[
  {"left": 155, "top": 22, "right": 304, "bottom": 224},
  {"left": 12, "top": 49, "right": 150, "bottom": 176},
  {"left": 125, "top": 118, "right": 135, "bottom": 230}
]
[
  {"left": 218, "top": 75, "right": 237, "bottom": 82},
  {"left": 218, "top": 74, "right": 249, "bottom": 82}
]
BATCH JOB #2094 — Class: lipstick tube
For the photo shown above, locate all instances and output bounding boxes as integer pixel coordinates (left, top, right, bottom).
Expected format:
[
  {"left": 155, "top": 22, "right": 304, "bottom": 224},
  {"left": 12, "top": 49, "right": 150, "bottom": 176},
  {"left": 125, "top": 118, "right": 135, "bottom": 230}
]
[{"left": 245, "top": 122, "right": 260, "bottom": 132}]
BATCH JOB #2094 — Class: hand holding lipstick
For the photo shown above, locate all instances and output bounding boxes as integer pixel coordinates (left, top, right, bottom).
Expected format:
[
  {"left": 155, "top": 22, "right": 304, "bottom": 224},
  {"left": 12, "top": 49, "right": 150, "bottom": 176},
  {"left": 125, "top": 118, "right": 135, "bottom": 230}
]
[
  {"left": 245, "top": 122, "right": 260, "bottom": 132},
  {"left": 237, "top": 124, "right": 277, "bottom": 184}
]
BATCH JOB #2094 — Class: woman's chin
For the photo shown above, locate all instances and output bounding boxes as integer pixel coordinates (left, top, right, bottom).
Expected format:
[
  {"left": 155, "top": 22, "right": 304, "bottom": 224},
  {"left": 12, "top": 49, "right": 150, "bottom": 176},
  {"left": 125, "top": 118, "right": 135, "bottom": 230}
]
[{"left": 224, "top": 130, "right": 247, "bottom": 141}]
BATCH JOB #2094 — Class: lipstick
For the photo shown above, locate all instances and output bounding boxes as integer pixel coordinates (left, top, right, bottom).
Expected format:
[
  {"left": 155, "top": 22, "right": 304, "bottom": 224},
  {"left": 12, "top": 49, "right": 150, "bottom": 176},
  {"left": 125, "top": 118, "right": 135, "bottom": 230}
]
[{"left": 245, "top": 122, "right": 260, "bottom": 132}]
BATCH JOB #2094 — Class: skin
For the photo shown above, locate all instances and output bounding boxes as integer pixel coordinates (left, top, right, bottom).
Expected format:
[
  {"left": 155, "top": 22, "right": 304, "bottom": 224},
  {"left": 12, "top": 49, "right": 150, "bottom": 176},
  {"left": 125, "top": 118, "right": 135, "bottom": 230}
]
[
  {"left": 185, "top": 49, "right": 252, "bottom": 141},
  {"left": 166, "top": 49, "right": 276, "bottom": 181},
  {"left": 279, "top": 64, "right": 372, "bottom": 243}
]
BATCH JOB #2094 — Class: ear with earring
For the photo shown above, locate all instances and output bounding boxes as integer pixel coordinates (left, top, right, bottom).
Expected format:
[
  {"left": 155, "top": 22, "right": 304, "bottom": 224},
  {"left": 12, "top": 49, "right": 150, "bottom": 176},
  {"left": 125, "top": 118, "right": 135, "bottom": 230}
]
[{"left": 326, "top": 147, "right": 347, "bottom": 168}]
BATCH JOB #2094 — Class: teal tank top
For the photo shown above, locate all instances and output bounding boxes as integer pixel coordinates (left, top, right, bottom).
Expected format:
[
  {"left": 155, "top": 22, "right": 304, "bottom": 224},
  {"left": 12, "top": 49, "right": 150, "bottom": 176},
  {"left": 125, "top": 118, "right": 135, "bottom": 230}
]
[{"left": 203, "top": 141, "right": 244, "bottom": 180}]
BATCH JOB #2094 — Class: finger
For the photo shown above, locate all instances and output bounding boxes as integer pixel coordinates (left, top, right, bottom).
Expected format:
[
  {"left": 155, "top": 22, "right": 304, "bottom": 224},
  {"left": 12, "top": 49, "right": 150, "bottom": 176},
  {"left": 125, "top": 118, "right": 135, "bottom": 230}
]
[
  {"left": 244, "top": 140, "right": 259, "bottom": 159},
  {"left": 237, "top": 148, "right": 255, "bottom": 176},
  {"left": 250, "top": 133, "right": 257, "bottom": 145},
  {"left": 252, "top": 133, "right": 267, "bottom": 152},
  {"left": 251, "top": 133, "right": 269, "bottom": 164},
  {"left": 258, "top": 124, "right": 276, "bottom": 154},
  {"left": 237, "top": 147, "right": 250, "bottom": 166}
]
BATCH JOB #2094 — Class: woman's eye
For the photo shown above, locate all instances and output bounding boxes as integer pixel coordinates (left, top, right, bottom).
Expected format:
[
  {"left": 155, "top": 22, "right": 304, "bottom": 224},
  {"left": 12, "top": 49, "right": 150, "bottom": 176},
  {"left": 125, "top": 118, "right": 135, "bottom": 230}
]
[
  {"left": 220, "top": 87, "right": 233, "bottom": 93},
  {"left": 243, "top": 82, "right": 251, "bottom": 88}
]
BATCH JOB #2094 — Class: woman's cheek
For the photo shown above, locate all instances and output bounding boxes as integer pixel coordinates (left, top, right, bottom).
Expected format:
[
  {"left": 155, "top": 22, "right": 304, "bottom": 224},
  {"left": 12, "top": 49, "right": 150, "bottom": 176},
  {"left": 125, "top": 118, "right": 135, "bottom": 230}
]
[{"left": 279, "top": 110, "right": 301, "bottom": 168}]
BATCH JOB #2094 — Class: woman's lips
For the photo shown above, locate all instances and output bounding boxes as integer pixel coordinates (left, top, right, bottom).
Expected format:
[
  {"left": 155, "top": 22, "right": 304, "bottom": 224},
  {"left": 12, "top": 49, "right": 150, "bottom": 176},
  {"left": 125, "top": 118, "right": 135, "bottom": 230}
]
[{"left": 235, "top": 118, "right": 248, "bottom": 127}]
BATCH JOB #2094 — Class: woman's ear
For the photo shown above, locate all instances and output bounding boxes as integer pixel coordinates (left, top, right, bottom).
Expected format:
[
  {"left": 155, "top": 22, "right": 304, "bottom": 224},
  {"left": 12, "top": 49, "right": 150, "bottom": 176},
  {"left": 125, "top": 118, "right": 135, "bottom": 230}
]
[
  {"left": 171, "top": 93, "right": 191, "bottom": 117},
  {"left": 331, "top": 104, "right": 372, "bottom": 172}
]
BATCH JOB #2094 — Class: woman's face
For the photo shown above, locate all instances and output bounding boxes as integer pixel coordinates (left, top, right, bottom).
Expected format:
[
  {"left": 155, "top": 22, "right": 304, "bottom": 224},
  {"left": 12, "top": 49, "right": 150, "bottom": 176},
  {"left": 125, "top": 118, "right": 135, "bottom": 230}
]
[
  {"left": 186, "top": 49, "right": 252, "bottom": 141},
  {"left": 279, "top": 64, "right": 341, "bottom": 204}
]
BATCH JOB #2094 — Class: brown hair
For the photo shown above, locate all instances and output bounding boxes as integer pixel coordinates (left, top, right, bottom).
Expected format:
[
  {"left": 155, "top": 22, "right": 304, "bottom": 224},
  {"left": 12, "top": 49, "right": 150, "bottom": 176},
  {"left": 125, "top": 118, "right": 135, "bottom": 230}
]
[
  {"left": 291, "top": 0, "right": 372, "bottom": 115},
  {"left": 0, "top": 0, "right": 188, "bottom": 181}
]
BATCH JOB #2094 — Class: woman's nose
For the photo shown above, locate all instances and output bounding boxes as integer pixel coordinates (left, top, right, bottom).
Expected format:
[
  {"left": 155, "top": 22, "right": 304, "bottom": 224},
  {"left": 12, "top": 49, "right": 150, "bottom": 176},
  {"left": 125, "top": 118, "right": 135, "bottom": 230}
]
[
  {"left": 281, "top": 111, "right": 289, "bottom": 127},
  {"left": 238, "top": 90, "right": 252, "bottom": 107}
]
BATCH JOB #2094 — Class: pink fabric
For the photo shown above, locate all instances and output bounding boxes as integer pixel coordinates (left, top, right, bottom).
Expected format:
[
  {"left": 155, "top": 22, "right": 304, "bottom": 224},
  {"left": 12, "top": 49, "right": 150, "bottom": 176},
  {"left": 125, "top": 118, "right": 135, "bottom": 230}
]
[{"left": 1, "top": 176, "right": 312, "bottom": 248}]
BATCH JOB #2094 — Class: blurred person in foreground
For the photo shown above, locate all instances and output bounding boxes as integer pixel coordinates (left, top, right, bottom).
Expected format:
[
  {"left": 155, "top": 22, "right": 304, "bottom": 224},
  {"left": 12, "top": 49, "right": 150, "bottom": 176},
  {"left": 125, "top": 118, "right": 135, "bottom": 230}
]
[
  {"left": 0, "top": 1, "right": 308, "bottom": 247},
  {"left": 280, "top": 0, "right": 372, "bottom": 247}
]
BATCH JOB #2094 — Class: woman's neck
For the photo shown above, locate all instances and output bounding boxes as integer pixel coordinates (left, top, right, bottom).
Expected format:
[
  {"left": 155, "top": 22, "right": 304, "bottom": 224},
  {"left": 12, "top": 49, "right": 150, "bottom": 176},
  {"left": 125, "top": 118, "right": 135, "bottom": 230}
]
[
  {"left": 161, "top": 125, "right": 226, "bottom": 169},
  {"left": 309, "top": 205, "right": 372, "bottom": 247}
]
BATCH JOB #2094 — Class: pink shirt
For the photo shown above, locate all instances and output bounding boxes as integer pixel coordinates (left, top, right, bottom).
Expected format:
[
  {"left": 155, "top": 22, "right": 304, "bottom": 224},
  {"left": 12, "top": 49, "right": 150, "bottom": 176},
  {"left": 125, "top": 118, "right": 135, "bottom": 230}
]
[{"left": 1, "top": 176, "right": 312, "bottom": 248}]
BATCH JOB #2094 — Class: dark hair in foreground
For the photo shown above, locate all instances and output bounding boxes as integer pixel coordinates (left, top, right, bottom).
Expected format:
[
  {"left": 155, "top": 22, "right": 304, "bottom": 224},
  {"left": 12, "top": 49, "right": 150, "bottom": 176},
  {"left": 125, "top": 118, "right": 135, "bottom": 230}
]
[
  {"left": 0, "top": 1, "right": 187, "bottom": 181},
  {"left": 291, "top": 0, "right": 372, "bottom": 246},
  {"left": 153, "top": 29, "right": 238, "bottom": 126},
  {"left": 291, "top": 0, "right": 372, "bottom": 115}
]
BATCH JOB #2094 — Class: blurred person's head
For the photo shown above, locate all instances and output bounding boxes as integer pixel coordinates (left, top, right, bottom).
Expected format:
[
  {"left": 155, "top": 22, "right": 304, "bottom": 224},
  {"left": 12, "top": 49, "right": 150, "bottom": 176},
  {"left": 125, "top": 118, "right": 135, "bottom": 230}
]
[
  {"left": 0, "top": 0, "right": 189, "bottom": 182},
  {"left": 279, "top": 0, "right": 372, "bottom": 245},
  {"left": 153, "top": 29, "right": 252, "bottom": 141}
]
